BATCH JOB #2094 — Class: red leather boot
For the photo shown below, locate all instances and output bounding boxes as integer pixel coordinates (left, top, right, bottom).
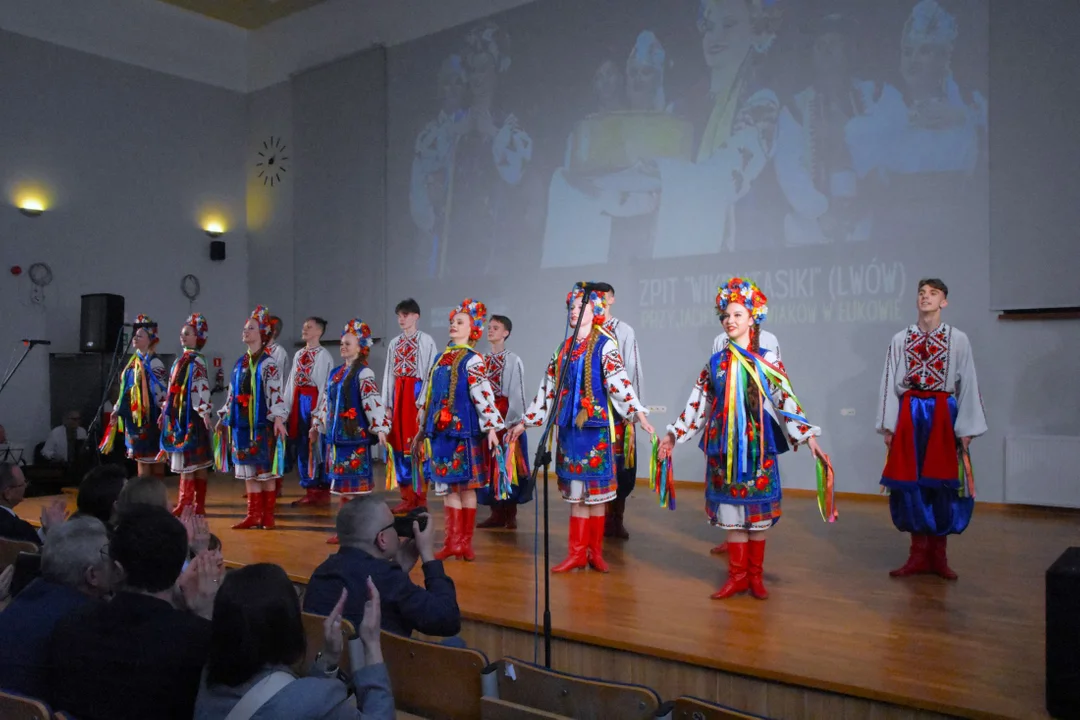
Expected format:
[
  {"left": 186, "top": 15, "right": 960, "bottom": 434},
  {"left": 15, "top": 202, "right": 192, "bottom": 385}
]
[
  {"left": 415, "top": 490, "right": 428, "bottom": 511},
  {"left": 261, "top": 489, "right": 277, "bottom": 529},
  {"left": 435, "top": 507, "right": 461, "bottom": 561},
  {"left": 391, "top": 485, "right": 416, "bottom": 514},
  {"left": 710, "top": 542, "right": 729, "bottom": 555},
  {"left": 274, "top": 477, "right": 283, "bottom": 498},
  {"left": 711, "top": 541, "right": 749, "bottom": 599},
  {"left": 477, "top": 503, "right": 505, "bottom": 529},
  {"left": 193, "top": 477, "right": 208, "bottom": 516},
  {"left": 232, "top": 492, "right": 263, "bottom": 529},
  {"left": 171, "top": 478, "right": 194, "bottom": 516},
  {"left": 503, "top": 503, "right": 518, "bottom": 530},
  {"left": 889, "top": 534, "right": 931, "bottom": 577},
  {"left": 747, "top": 538, "right": 768, "bottom": 600},
  {"left": 460, "top": 507, "right": 477, "bottom": 561},
  {"left": 928, "top": 535, "right": 958, "bottom": 580},
  {"left": 553, "top": 516, "right": 589, "bottom": 573},
  {"left": 587, "top": 515, "right": 610, "bottom": 573}
]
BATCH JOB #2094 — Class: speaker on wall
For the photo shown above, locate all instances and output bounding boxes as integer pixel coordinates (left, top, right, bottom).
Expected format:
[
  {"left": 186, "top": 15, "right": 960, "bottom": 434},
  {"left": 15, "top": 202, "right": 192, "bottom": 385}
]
[
  {"left": 80, "top": 293, "right": 125, "bottom": 353},
  {"left": 210, "top": 240, "right": 226, "bottom": 261},
  {"left": 1047, "top": 547, "right": 1080, "bottom": 718}
]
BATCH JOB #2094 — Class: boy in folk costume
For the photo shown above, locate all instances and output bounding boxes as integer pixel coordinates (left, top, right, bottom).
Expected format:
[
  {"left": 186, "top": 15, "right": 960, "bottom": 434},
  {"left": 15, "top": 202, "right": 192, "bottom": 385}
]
[
  {"left": 310, "top": 318, "right": 390, "bottom": 544},
  {"left": 384, "top": 298, "right": 438, "bottom": 512},
  {"left": 160, "top": 313, "right": 215, "bottom": 515},
  {"left": 508, "top": 285, "right": 654, "bottom": 573},
  {"left": 877, "top": 278, "right": 986, "bottom": 580},
  {"left": 594, "top": 283, "right": 643, "bottom": 540},
  {"left": 412, "top": 300, "right": 505, "bottom": 561},
  {"left": 477, "top": 315, "right": 532, "bottom": 530},
  {"left": 217, "top": 306, "right": 289, "bottom": 530},
  {"left": 286, "top": 317, "right": 335, "bottom": 507},
  {"left": 658, "top": 278, "right": 827, "bottom": 599},
  {"left": 105, "top": 314, "right": 168, "bottom": 478}
]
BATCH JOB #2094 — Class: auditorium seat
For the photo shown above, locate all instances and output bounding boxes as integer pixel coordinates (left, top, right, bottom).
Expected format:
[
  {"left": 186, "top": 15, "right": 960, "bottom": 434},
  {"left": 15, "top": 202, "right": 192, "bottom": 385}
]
[
  {"left": 382, "top": 631, "right": 489, "bottom": 719},
  {"left": 300, "top": 611, "right": 357, "bottom": 678},
  {"left": 0, "top": 537, "right": 38, "bottom": 571},
  {"left": 658, "top": 696, "right": 768, "bottom": 719},
  {"left": 0, "top": 689, "right": 51, "bottom": 720},
  {"left": 480, "top": 657, "right": 662, "bottom": 720}
]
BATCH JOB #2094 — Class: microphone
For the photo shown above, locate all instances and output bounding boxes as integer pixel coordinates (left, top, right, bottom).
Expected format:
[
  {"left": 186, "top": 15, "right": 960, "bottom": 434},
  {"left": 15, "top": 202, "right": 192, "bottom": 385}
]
[{"left": 21, "top": 339, "right": 51, "bottom": 346}]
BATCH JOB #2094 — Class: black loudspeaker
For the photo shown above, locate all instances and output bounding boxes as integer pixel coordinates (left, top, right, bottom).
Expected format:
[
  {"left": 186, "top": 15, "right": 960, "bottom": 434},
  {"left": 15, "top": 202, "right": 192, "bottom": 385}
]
[
  {"left": 80, "top": 293, "right": 125, "bottom": 353},
  {"left": 1047, "top": 547, "right": 1080, "bottom": 718},
  {"left": 210, "top": 240, "right": 226, "bottom": 261}
]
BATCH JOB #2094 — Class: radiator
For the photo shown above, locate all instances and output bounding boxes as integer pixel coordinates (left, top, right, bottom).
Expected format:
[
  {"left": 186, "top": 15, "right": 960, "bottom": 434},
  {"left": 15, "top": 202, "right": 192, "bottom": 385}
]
[{"left": 1005, "top": 435, "right": 1080, "bottom": 508}]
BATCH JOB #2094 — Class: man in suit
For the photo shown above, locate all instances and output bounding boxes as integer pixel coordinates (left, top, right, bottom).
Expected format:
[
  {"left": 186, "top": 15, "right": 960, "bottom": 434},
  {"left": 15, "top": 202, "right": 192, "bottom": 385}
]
[
  {"left": 46, "top": 505, "right": 219, "bottom": 720},
  {"left": 0, "top": 515, "right": 115, "bottom": 698},
  {"left": 0, "top": 462, "right": 42, "bottom": 544}
]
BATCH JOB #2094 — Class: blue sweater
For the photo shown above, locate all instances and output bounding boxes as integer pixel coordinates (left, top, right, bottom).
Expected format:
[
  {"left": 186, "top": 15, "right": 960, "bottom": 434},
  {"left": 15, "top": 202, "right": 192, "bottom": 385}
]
[{"left": 304, "top": 547, "right": 460, "bottom": 638}]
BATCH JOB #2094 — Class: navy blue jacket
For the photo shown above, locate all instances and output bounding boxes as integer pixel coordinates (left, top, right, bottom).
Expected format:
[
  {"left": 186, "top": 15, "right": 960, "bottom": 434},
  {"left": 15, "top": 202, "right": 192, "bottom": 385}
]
[{"left": 304, "top": 547, "right": 460, "bottom": 638}]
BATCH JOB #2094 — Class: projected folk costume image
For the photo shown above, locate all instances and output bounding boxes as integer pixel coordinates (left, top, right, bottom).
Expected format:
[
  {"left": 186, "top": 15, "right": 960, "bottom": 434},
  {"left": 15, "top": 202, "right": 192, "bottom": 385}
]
[
  {"left": 160, "top": 313, "right": 215, "bottom": 515},
  {"left": 509, "top": 285, "right": 654, "bottom": 574},
  {"left": 877, "top": 278, "right": 986, "bottom": 580},
  {"left": 101, "top": 314, "right": 168, "bottom": 478},
  {"left": 217, "top": 305, "right": 288, "bottom": 530},
  {"left": 476, "top": 314, "right": 532, "bottom": 530},
  {"left": 384, "top": 299, "right": 439, "bottom": 514},
  {"left": 413, "top": 300, "right": 505, "bottom": 562},
  {"left": 285, "top": 317, "right": 335, "bottom": 507},
  {"left": 311, "top": 318, "right": 390, "bottom": 545},
  {"left": 658, "top": 278, "right": 826, "bottom": 600}
]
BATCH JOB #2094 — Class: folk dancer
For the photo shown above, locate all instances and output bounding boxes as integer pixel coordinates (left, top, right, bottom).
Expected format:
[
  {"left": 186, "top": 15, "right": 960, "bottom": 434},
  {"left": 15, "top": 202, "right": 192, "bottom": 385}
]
[
  {"left": 384, "top": 299, "right": 438, "bottom": 512},
  {"left": 105, "top": 314, "right": 168, "bottom": 478},
  {"left": 217, "top": 306, "right": 288, "bottom": 530},
  {"left": 658, "top": 278, "right": 827, "bottom": 599},
  {"left": 285, "top": 317, "right": 334, "bottom": 507},
  {"left": 877, "top": 278, "right": 986, "bottom": 580},
  {"left": 476, "top": 314, "right": 532, "bottom": 530},
  {"left": 412, "top": 300, "right": 505, "bottom": 561},
  {"left": 310, "top": 318, "right": 390, "bottom": 544},
  {"left": 508, "top": 285, "right": 654, "bottom": 573},
  {"left": 160, "top": 313, "right": 214, "bottom": 515}
]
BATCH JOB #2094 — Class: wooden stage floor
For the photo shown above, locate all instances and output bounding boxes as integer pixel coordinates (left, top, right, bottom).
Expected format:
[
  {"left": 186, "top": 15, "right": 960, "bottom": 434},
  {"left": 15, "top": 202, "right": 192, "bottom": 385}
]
[{"left": 20, "top": 473, "right": 1072, "bottom": 720}]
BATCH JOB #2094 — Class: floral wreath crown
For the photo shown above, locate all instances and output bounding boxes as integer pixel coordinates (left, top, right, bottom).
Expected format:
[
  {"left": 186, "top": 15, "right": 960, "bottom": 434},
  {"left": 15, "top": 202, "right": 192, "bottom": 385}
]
[
  {"left": 185, "top": 313, "right": 209, "bottom": 349},
  {"left": 342, "top": 318, "right": 373, "bottom": 351},
  {"left": 249, "top": 305, "right": 272, "bottom": 343},
  {"left": 716, "top": 277, "right": 768, "bottom": 325},
  {"left": 133, "top": 314, "right": 159, "bottom": 346},
  {"left": 565, "top": 282, "right": 607, "bottom": 326},
  {"left": 450, "top": 298, "right": 487, "bottom": 343}
]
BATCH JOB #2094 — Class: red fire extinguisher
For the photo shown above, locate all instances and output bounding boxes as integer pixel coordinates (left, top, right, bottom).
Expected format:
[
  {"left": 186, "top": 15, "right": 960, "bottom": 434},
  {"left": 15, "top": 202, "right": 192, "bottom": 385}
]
[{"left": 213, "top": 356, "right": 225, "bottom": 392}]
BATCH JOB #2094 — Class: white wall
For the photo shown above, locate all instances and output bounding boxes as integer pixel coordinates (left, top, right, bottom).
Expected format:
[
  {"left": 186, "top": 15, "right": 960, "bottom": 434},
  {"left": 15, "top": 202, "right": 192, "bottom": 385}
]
[{"left": 0, "top": 29, "right": 248, "bottom": 448}]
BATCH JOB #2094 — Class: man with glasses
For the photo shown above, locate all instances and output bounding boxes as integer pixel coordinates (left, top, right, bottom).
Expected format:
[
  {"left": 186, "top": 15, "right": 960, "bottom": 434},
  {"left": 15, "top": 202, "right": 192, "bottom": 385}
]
[
  {"left": 0, "top": 462, "right": 44, "bottom": 543},
  {"left": 304, "top": 496, "right": 461, "bottom": 640}
]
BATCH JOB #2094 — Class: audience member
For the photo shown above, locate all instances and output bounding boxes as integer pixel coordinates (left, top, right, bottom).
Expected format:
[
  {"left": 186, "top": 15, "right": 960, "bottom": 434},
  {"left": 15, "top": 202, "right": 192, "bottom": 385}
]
[
  {"left": 74, "top": 463, "right": 127, "bottom": 526},
  {"left": 46, "top": 505, "right": 221, "bottom": 720},
  {"left": 304, "top": 496, "right": 461, "bottom": 639},
  {"left": 41, "top": 410, "right": 87, "bottom": 465},
  {"left": 0, "top": 516, "right": 114, "bottom": 698},
  {"left": 110, "top": 475, "right": 169, "bottom": 524},
  {"left": 194, "top": 564, "right": 394, "bottom": 719},
  {"left": 0, "top": 462, "right": 65, "bottom": 544}
]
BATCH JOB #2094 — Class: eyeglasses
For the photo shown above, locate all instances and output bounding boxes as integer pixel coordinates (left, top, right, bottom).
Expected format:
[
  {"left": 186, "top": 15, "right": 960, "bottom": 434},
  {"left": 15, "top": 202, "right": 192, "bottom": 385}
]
[{"left": 373, "top": 520, "right": 396, "bottom": 545}]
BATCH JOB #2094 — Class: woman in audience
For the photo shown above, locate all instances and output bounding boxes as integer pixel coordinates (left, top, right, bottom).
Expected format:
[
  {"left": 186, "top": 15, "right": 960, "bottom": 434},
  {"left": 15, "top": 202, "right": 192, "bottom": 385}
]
[{"left": 194, "top": 563, "right": 393, "bottom": 719}]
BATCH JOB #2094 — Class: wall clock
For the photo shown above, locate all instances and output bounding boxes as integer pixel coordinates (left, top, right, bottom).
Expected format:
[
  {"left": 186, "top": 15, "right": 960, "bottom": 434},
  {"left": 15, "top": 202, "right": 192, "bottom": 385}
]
[{"left": 255, "top": 135, "right": 289, "bottom": 187}]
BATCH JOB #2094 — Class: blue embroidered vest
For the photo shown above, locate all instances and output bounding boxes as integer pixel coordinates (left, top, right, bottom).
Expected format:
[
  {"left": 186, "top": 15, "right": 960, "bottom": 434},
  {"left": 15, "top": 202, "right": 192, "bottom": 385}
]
[
  {"left": 424, "top": 349, "right": 482, "bottom": 439},
  {"left": 227, "top": 352, "right": 272, "bottom": 430},
  {"left": 326, "top": 364, "right": 372, "bottom": 446},
  {"left": 554, "top": 334, "right": 611, "bottom": 429}
]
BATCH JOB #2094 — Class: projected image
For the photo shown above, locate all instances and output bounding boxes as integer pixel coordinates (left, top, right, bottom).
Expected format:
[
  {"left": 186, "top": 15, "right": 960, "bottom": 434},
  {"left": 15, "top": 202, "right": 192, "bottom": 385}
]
[{"left": 393, "top": 0, "right": 987, "bottom": 277}]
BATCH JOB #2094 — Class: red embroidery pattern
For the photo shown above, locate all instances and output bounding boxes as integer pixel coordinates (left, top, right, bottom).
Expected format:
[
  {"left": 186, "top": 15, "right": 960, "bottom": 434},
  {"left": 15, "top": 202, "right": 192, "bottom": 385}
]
[
  {"left": 393, "top": 335, "right": 420, "bottom": 378},
  {"left": 903, "top": 325, "right": 950, "bottom": 391},
  {"left": 294, "top": 348, "right": 319, "bottom": 387}
]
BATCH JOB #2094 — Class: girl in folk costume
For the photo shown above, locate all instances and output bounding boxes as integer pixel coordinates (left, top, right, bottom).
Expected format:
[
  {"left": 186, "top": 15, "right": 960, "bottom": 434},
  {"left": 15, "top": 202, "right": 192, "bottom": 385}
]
[
  {"left": 412, "top": 299, "right": 505, "bottom": 562},
  {"left": 508, "top": 285, "right": 654, "bottom": 573},
  {"left": 477, "top": 314, "right": 532, "bottom": 530},
  {"left": 103, "top": 315, "right": 168, "bottom": 478},
  {"left": 384, "top": 299, "right": 439, "bottom": 513},
  {"left": 658, "top": 278, "right": 827, "bottom": 599},
  {"left": 286, "top": 317, "right": 335, "bottom": 507},
  {"left": 310, "top": 318, "right": 390, "bottom": 544},
  {"left": 160, "top": 313, "right": 215, "bottom": 515},
  {"left": 217, "top": 306, "right": 288, "bottom": 530}
]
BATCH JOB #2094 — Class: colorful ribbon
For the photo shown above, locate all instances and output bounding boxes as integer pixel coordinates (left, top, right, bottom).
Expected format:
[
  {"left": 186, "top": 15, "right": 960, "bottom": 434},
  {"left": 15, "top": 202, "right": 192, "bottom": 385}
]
[
  {"left": 308, "top": 433, "right": 322, "bottom": 481},
  {"left": 212, "top": 426, "right": 231, "bottom": 474},
  {"left": 385, "top": 445, "right": 397, "bottom": 490},
  {"left": 623, "top": 421, "right": 636, "bottom": 470},
  {"left": 816, "top": 453, "right": 838, "bottom": 523},
  {"left": 271, "top": 436, "right": 287, "bottom": 476},
  {"left": 98, "top": 420, "right": 118, "bottom": 454},
  {"left": 648, "top": 433, "right": 676, "bottom": 510},
  {"left": 491, "top": 445, "right": 512, "bottom": 501},
  {"left": 958, "top": 446, "right": 976, "bottom": 499}
]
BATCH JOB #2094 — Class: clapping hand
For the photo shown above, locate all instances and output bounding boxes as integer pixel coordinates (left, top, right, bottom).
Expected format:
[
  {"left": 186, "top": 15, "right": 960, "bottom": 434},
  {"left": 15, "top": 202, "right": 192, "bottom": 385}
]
[
  {"left": 40, "top": 498, "right": 68, "bottom": 534},
  {"left": 359, "top": 577, "right": 383, "bottom": 665},
  {"left": 321, "top": 588, "right": 348, "bottom": 670},
  {"left": 179, "top": 551, "right": 224, "bottom": 620}
]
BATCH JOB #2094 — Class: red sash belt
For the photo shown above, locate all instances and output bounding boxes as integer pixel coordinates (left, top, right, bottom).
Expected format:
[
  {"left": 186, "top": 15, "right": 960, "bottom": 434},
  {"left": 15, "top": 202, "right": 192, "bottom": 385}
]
[
  {"left": 882, "top": 390, "right": 957, "bottom": 486},
  {"left": 288, "top": 386, "right": 319, "bottom": 438}
]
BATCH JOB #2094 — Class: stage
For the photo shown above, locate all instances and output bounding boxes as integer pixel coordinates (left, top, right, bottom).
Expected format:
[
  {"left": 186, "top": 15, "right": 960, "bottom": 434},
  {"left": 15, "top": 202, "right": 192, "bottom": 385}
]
[{"left": 19, "top": 472, "right": 1069, "bottom": 720}]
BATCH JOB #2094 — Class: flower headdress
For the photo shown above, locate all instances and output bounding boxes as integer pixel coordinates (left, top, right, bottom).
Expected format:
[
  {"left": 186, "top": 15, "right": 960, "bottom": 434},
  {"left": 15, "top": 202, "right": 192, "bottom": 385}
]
[
  {"left": 185, "top": 313, "right": 209, "bottom": 350},
  {"left": 342, "top": 318, "right": 374, "bottom": 354},
  {"left": 716, "top": 277, "right": 768, "bottom": 324},
  {"left": 698, "top": 0, "right": 782, "bottom": 54},
  {"left": 249, "top": 305, "right": 272, "bottom": 344},
  {"left": 450, "top": 298, "right": 487, "bottom": 344},
  {"left": 465, "top": 21, "right": 511, "bottom": 73},
  {"left": 903, "top": 0, "right": 958, "bottom": 48},
  {"left": 134, "top": 314, "right": 159, "bottom": 347},
  {"left": 566, "top": 283, "right": 608, "bottom": 326}
]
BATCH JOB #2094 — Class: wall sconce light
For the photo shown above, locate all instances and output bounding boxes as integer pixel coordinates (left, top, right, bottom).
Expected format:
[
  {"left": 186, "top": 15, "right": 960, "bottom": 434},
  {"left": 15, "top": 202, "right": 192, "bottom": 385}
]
[
  {"left": 204, "top": 221, "right": 225, "bottom": 238},
  {"left": 17, "top": 198, "right": 45, "bottom": 218}
]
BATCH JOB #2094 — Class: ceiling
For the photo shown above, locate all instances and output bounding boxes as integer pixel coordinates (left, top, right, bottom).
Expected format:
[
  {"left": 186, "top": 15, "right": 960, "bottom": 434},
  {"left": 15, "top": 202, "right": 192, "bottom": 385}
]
[{"left": 156, "top": 0, "right": 333, "bottom": 29}]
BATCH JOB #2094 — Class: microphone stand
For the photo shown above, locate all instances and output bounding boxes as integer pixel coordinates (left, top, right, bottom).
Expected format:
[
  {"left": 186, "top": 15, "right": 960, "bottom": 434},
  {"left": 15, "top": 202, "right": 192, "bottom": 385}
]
[
  {"left": 527, "top": 298, "right": 589, "bottom": 669},
  {"left": 0, "top": 342, "right": 44, "bottom": 399},
  {"left": 85, "top": 324, "right": 129, "bottom": 468}
]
